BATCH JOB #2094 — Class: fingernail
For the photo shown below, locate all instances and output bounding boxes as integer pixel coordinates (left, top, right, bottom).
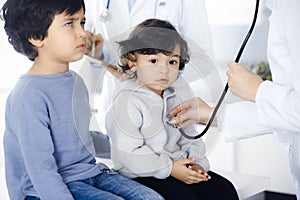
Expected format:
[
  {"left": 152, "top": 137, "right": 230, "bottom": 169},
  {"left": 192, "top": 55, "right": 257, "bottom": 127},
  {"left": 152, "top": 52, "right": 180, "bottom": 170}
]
[{"left": 169, "top": 119, "right": 176, "bottom": 123}]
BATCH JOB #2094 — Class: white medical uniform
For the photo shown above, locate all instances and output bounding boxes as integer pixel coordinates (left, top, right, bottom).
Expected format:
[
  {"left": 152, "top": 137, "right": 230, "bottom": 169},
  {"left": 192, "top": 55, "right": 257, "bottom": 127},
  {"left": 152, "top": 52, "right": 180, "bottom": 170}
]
[
  {"left": 84, "top": 0, "right": 221, "bottom": 133},
  {"left": 221, "top": 0, "right": 300, "bottom": 198},
  {"left": 85, "top": 0, "right": 213, "bottom": 59}
]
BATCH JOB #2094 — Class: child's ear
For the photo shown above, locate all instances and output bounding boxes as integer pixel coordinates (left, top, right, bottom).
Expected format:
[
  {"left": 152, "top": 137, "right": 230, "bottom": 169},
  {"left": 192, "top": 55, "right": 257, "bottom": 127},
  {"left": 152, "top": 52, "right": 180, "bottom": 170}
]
[
  {"left": 128, "top": 60, "right": 137, "bottom": 72},
  {"left": 28, "top": 37, "right": 44, "bottom": 48}
]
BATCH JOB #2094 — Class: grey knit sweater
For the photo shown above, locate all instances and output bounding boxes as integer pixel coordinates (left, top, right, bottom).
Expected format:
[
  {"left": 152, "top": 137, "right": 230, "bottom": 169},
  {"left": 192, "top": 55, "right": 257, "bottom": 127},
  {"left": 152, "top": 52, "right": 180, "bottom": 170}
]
[{"left": 105, "top": 79, "right": 209, "bottom": 179}]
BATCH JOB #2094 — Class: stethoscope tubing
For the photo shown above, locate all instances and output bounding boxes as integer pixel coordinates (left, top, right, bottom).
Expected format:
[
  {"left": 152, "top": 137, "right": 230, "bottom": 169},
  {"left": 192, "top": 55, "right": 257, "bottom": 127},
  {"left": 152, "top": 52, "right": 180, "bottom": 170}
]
[{"left": 180, "top": 0, "right": 260, "bottom": 140}]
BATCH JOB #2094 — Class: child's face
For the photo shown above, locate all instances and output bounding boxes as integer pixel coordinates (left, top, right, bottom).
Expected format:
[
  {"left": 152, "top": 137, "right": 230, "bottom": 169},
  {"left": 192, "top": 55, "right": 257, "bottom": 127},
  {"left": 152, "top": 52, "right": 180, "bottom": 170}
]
[
  {"left": 38, "top": 8, "right": 86, "bottom": 66},
  {"left": 131, "top": 45, "right": 181, "bottom": 96}
]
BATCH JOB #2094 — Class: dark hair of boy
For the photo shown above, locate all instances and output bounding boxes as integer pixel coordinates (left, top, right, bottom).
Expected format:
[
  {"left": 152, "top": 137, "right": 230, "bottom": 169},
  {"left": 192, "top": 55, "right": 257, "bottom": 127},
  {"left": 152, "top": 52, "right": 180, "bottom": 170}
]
[{"left": 1, "top": 0, "right": 85, "bottom": 61}]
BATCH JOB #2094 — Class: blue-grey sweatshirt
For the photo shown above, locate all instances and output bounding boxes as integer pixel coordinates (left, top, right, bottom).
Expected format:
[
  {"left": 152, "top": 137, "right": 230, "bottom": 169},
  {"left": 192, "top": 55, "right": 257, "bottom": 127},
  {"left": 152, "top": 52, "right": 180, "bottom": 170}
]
[{"left": 4, "top": 71, "right": 108, "bottom": 200}]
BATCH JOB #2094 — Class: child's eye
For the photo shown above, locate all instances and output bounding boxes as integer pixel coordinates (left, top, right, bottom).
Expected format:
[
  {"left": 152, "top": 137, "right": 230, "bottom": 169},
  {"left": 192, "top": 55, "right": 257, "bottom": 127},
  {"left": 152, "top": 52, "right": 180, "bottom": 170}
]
[
  {"left": 169, "top": 60, "right": 178, "bottom": 65},
  {"left": 65, "top": 22, "right": 73, "bottom": 27},
  {"left": 149, "top": 59, "right": 157, "bottom": 64},
  {"left": 80, "top": 21, "right": 86, "bottom": 27}
]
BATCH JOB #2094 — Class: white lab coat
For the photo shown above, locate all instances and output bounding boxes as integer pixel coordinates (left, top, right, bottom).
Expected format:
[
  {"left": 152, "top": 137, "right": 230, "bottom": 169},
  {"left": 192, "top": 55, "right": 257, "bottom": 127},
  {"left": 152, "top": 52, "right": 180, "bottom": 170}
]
[
  {"left": 85, "top": 0, "right": 214, "bottom": 60},
  {"left": 220, "top": 0, "right": 300, "bottom": 198},
  {"left": 84, "top": 0, "right": 222, "bottom": 133}
]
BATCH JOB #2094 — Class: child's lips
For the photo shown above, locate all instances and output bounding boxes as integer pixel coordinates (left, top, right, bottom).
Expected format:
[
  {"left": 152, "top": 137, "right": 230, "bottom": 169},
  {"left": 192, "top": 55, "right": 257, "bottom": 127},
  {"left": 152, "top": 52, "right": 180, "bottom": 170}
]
[
  {"left": 77, "top": 43, "right": 86, "bottom": 50},
  {"left": 156, "top": 79, "right": 169, "bottom": 84}
]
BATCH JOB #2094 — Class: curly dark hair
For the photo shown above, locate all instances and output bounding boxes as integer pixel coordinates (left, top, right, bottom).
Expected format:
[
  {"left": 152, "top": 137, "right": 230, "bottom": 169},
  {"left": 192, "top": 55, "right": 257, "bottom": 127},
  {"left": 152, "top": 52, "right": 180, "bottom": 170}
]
[
  {"left": 118, "top": 18, "right": 190, "bottom": 79},
  {"left": 1, "top": 0, "right": 85, "bottom": 61}
]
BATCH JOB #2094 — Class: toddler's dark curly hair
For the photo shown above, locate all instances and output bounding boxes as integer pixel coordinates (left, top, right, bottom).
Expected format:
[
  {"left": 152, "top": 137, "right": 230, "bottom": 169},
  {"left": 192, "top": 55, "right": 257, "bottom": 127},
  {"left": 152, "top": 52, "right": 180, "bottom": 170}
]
[{"left": 118, "top": 18, "right": 190, "bottom": 79}]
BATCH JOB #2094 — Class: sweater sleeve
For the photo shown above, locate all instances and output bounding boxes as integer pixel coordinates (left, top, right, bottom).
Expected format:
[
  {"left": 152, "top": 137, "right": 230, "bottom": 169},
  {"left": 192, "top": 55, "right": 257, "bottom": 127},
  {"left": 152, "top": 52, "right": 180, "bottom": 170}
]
[
  {"left": 14, "top": 97, "right": 74, "bottom": 199},
  {"left": 106, "top": 93, "right": 172, "bottom": 179}
]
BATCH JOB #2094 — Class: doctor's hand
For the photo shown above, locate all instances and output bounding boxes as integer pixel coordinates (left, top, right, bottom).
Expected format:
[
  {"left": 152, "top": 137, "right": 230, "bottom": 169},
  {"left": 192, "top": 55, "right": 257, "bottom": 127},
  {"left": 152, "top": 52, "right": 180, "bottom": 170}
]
[
  {"left": 168, "top": 97, "right": 214, "bottom": 128},
  {"left": 227, "top": 62, "right": 263, "bottom": 102},
  {"left": 171, "top": 158, "right": 210, "bottom": 184},
  {"left": 85, "top": 30, "right": 104, "bottom": 59},
  {"left": 85, "top": 31, "right": 125, "bottom": 80}
]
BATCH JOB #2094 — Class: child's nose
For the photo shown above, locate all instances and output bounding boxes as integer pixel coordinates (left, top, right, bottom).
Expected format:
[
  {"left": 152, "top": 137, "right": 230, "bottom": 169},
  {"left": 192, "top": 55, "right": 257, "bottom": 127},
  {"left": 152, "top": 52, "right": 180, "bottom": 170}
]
[
  {"left": 160, "top": 64, "right": 169, "bottom": 73},
  {"left": 77, "top": 26, "right": 86, "bottom": 38}
]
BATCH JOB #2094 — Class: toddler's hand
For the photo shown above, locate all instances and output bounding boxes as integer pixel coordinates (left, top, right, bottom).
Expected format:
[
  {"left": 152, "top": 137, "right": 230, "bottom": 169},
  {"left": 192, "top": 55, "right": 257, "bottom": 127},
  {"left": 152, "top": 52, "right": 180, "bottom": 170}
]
[
  {"left": 171, "top": 158, "right": 209, "bottom": 184},
  {"left": 187, "top": 163, "right": 211, "bottom": 180}
]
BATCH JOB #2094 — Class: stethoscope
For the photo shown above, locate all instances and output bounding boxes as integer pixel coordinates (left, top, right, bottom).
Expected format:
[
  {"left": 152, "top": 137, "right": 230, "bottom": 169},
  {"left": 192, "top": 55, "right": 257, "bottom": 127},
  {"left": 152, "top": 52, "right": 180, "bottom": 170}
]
[
  {"left": 99, "top": 0, "right": 111, "bottom": 22},
  {"left": 170, "top": 0, "right": 261, "bottom": 140}
]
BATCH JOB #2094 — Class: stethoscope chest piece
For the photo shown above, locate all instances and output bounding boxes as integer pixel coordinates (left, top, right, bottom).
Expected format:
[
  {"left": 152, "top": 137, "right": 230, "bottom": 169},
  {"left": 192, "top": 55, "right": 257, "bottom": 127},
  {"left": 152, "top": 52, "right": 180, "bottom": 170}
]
[{"left": 99, "top": 9, "right": 111, "bottom": 22}]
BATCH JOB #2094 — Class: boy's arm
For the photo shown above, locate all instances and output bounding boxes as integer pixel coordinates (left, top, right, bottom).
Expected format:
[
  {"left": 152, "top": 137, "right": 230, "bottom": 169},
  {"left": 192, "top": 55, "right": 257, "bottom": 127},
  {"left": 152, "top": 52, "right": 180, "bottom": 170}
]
[
  {"left": 15, "top": 106, "right": 74, "bottom": 200},
  {"left": 90, "top": 131, "right": 111, "bottom": 159}
]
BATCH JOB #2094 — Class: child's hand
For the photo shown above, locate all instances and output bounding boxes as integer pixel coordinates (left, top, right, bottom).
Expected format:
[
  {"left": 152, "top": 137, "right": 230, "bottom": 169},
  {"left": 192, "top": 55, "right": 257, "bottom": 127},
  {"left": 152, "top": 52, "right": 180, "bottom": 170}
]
[
  {"left": 171, "top": 158, "right": 209, "bottom": 184},
  {"left": 187, "top": 163, "right": 211, "bottom": 180}
]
